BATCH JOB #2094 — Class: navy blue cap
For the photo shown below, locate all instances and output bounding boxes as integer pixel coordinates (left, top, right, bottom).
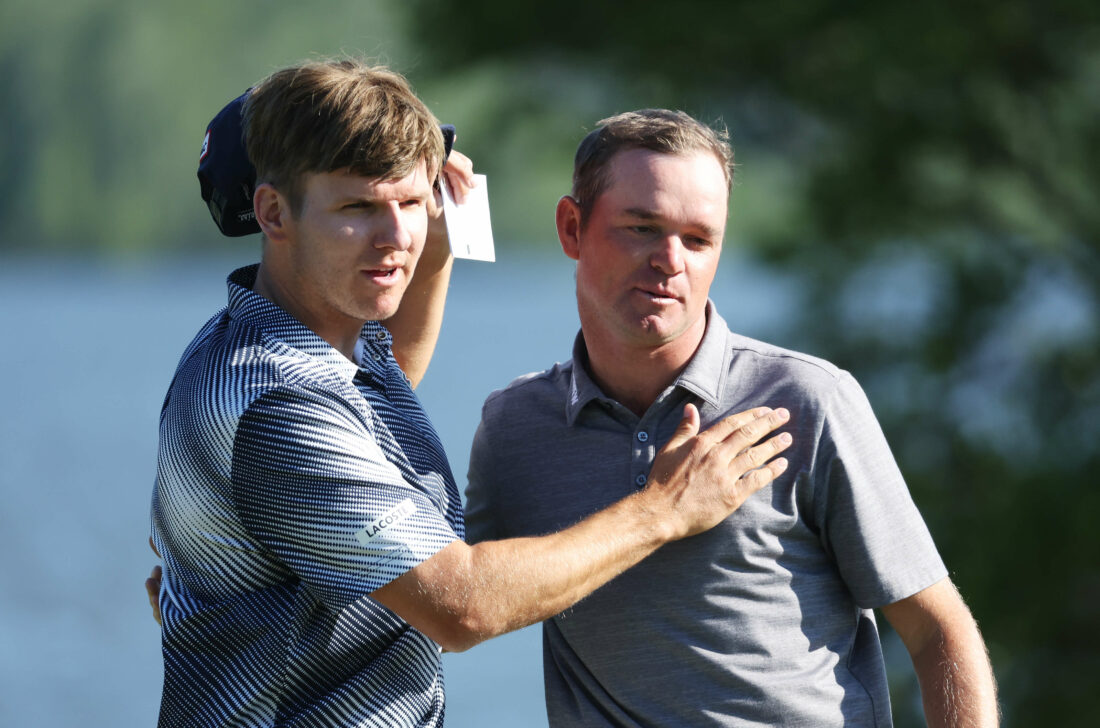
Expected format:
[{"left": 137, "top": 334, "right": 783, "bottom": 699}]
[{"left": 197, "top": 90, "right": 457, "bottom": 237}]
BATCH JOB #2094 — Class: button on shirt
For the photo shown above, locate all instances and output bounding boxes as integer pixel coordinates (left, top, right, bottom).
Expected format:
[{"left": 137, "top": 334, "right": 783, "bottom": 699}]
[
  {"left": 464, "top": 302, "right": 945, "bottom": 727},
  {"left": 151, "top": 265, "right": 463, "bottom": 728}
]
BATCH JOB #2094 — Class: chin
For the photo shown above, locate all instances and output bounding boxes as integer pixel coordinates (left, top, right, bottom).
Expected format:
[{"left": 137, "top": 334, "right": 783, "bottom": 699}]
[{"left": 356, "top": 291, "right": 402, "bottom": 321}]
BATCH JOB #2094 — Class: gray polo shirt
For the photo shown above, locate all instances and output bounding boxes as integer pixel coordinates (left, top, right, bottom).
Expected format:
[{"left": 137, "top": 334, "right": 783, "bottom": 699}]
[{"left": 465, "top": 302, "right": 946, "bottom": 727}]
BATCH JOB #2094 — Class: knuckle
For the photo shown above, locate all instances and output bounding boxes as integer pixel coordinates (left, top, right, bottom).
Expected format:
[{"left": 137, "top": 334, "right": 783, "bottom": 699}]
[
  {"left": 742, "top": 467, "right": 770, "bottom": 490},
  {"left": 748, "top": 446, "right": 768, "bottom": 467}
]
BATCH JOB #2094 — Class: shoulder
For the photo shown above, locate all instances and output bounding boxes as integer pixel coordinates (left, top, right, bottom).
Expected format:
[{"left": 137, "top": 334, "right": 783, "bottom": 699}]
[
  {"left": 725, "top": 331, "right": 851, "bottom": 402},
  {"left": 483, "top": 360, "right": 572, "bottom": 409},
  {"left": 477, "top": 361, "right": 572, "bottom": 434},
  {"left": 727, "top": 331, "right": 842, "bottom": 383},
  {"left": 166, "top": 311, "right": 355, "bottom": 427}
]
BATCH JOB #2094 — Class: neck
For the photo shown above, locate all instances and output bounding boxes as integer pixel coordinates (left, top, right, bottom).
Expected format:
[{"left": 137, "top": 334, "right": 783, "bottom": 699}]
[
  {"left": 582, "top": 315, "right": 707, "bottom": 418},
  {"left": 253, "top": 262, "right": 362, "bottom": 362}
]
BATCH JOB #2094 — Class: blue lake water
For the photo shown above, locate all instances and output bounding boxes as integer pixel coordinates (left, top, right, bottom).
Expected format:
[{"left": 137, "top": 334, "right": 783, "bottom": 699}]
[{"left": 0, "top": 248, "right": 796, "bottom": 726}]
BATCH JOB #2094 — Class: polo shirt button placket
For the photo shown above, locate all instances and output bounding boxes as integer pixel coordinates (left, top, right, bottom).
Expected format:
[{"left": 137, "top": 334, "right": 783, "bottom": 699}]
[{"left": 633, "top": 429, "right": 654, "bottom": 489}]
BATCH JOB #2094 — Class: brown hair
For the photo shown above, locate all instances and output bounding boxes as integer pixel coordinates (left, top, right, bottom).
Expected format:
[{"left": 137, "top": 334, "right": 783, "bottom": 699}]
[
  {"left": 243, "top": 59, "right": 444, "bottom": 212},
  {"left": 572, "top": 109, "right": 734, "bottom": 222}
]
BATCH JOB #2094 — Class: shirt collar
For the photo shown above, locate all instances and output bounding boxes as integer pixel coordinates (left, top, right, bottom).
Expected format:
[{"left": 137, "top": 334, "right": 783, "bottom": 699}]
[
  {"left": 675, "top": 300, "right": 732, "bottom": 408},
  {"left": 565, "top": 332, "right": 607, "bottom": 426},
  {"left": 226, "top": 264, "right": 390, "bottom": 382},
  {"left": 565, "top": 300, "right": 731, "bottom": 426}
]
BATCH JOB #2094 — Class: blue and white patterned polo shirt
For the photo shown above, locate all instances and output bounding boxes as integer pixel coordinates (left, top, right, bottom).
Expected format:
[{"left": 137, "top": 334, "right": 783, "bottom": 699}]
[{"left": 150, "top": 264, "right": 464, "bottom": 727}]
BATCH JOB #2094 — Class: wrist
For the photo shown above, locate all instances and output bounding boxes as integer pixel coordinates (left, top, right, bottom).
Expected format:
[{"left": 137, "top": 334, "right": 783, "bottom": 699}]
[{"left": 624, "top": 488, "right": 680, "bottom": 547}]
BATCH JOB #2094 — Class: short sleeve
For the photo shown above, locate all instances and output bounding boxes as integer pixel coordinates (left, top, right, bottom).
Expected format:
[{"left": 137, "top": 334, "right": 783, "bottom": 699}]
[
  {"left": 231, "top": 384, "right": 459, "bottom": 611},
  {"left": 463, "top": 406, "right": 504, "bottom": 545},
  {"left": 814, "top": 371, "right": 947, "bottom": 608}
]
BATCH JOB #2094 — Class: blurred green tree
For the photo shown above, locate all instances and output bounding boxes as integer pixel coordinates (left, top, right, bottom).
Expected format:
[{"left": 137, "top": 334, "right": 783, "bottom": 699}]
[{"left": 0, "top": 0, "right": 414, "bottom": 253}]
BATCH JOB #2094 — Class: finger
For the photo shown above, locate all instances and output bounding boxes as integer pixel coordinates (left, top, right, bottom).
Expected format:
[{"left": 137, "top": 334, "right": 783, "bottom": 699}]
[
  {"left": 730, "top": 431, "right": 793, "bottom": 474},
  {"left": 723, "top": 407, "right": 789, "bottom": 451},
  {"left": 145, "top": 566, "right": 163, "bottom": 626},
  {"left": 663, "top": 403, "right": 701, "bottom": 451},
  {"left": 444, "top": 151, "right": 475, "bottom": 183},
  {"left": 734, "top": 456, "right": 790, "bottom": 499},
  {"left": 698, "top": 406, "right": 774, "bottom": 446},
  {"left": 442, "top": 151, "right": 475, "bottom": 204},
  {"left": 442, "top": 171, "right": 468, "bottom": 205}
]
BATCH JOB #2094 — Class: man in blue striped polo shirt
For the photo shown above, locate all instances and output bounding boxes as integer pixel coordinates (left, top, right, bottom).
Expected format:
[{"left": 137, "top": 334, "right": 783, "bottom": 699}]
[{"left": 150, "top": 60, "right": 793, "bottom": 727}]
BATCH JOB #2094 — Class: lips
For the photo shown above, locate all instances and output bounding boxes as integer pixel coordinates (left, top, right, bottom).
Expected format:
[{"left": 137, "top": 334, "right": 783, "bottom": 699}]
[
  {"left": 635, "top": 285, "right": 681, "bottom": 302},
  {"left": 361, "top": 263, "right": 404, "bottom": 285}
]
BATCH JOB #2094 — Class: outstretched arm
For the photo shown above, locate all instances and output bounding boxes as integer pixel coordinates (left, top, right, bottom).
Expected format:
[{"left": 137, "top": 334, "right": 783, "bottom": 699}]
[
  {"left": 372, "top": 405, "right": 791, "bottom": 652},
  {"left": 881, "top": 578, "right": 999, "bottom": 727},
  {"left": 145, "top": 406, "right": 791, "bottom": 642},
  {"left": 386, "top": 151, "right": 475, "bottom": 387}
]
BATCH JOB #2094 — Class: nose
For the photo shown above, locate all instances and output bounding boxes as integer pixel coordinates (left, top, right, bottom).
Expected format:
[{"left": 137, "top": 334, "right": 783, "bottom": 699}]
[
  {"left": 373, "top": 201, "right": 415, "bottom": 252},
  {"left": 650, "top": 235, "right": 685, "bottom": 275}
]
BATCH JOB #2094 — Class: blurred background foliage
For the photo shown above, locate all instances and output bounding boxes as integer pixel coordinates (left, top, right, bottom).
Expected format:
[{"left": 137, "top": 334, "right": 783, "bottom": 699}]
[{"left": 4, "top": 1, "right": 1098, "bottom": 724}]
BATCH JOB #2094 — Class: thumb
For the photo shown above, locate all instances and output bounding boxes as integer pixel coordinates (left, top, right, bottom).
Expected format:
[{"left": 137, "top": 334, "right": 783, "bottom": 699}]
[{"left": 666, "top": 403, "right": 701, "bottom": 449}]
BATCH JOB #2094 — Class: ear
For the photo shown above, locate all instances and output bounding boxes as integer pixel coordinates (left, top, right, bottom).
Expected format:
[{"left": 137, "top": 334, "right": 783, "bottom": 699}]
[
  {"left": 556, "top": 195, "right": 583, "bottom": 261},
  {"left": 254, "top": 183, "right": 292, "bottom": 243}
]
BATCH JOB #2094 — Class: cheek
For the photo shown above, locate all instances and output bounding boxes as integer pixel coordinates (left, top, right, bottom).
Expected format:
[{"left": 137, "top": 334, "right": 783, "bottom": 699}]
[
  {"left": 406, "top": 208, "right": 430, "bottom": 239},
  {"left": 575, "top": 262, "right": 618, "bottom": 305},
  {"left": 686, "top": 260, "right": 719, "bottom": 299}
]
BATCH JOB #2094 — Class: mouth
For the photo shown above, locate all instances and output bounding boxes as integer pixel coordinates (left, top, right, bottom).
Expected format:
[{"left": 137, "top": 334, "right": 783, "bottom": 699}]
[
  {"left": 362, "top": 265, "right": 403, "bottom": 284},
  {"left": 634, "top": 286, "right": 680, "bottom": 304}
]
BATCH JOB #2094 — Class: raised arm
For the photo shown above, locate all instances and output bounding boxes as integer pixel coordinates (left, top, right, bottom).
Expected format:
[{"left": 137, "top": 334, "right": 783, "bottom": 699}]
[
  {"left": 372, "top": 404, "right": 791, "bottom": 652},
  {"left": 385, "top": 151, "right": 475, "bottom": 387},
  {"left": 881, "top": 578, "right": 1000, "bottom": 727}
]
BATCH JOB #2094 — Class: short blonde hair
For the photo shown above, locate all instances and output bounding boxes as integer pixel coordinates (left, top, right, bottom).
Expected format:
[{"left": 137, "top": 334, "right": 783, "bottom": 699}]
[{"left": 243, "top": 59, "right": 444, "bottom": 211}]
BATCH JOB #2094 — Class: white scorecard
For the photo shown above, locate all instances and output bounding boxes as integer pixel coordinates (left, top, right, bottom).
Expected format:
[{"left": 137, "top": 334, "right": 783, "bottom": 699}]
[{"left": 441, "top": 173, "right": 496, "bottom": 262}]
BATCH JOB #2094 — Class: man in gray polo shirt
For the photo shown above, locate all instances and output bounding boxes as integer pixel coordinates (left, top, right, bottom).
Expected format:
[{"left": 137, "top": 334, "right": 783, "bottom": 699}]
[{"left": 464, "top": 110, "right": 999, "bottom": 726}]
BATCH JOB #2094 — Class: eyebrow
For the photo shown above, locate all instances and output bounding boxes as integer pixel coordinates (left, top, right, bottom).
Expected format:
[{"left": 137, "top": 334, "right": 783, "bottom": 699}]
[
  {"left": 336, "top": 187, "right": 431, "bottom": 205},
  {"left": 623, "top": 207, "right": 722, "bottom": 239}
]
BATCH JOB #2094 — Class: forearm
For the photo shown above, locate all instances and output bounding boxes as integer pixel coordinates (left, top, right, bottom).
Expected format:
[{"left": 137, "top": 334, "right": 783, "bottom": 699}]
[
  {"left": 464, "top": 489, "right": 670, "bottom": 643},
  {"left": 883, "top": 580, "right": 999, "bottom": 727},
  {"left": 384, "top": 252, "right": 452, "bottom": 388},
  {"left": 385, "top": 151, "right": 474, "bottom": 387},
  {"left": 376, "top": 488, "right": 669, "bottom": 652},
  {"left": 910, "top": 617, "right": 999, "bottom": 727}
]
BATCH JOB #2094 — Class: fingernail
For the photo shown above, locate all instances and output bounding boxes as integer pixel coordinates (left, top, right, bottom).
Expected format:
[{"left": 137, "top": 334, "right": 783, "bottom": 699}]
[
  {"left": 776, "top": 408, "right": 789, "bottom": 420},
  {"left": 779, "top": 432, "right": 792, "bottom": 445},
  {"left": 774, "top": 457, "right": 788, "bottom": 472}
]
